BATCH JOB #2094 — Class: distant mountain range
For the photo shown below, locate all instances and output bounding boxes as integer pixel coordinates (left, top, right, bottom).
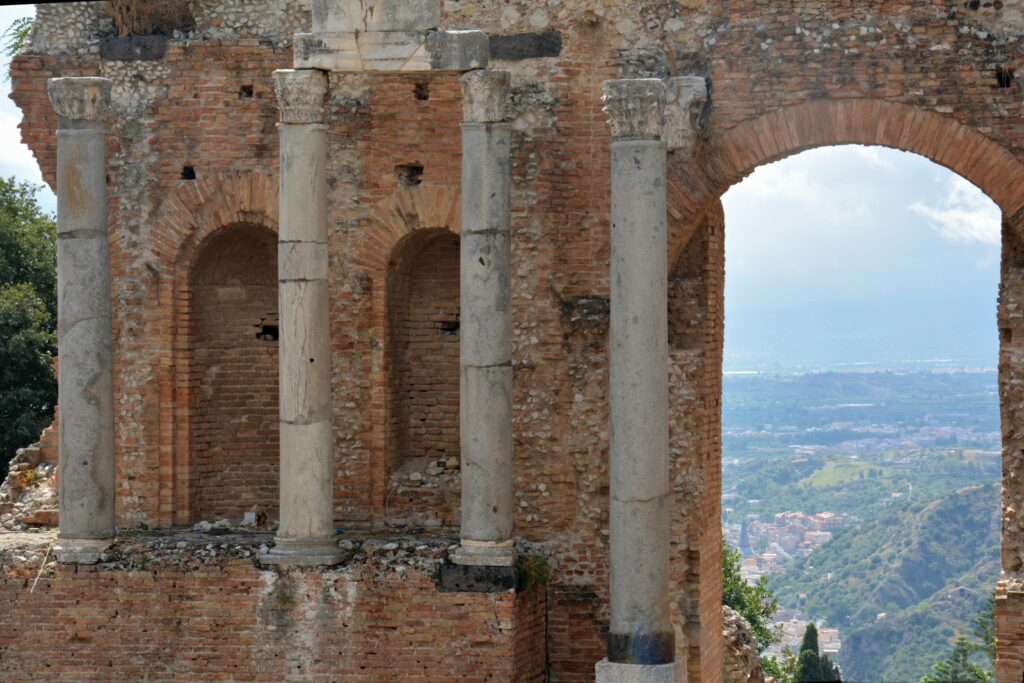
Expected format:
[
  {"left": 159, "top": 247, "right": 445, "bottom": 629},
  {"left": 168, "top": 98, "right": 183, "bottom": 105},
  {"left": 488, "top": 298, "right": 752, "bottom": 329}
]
[
  {"left": 725, "top": 297, "right": 997, "bottom": 374},
  {"left": 768, "top": 483, "right": 999, "bottom": 682}
]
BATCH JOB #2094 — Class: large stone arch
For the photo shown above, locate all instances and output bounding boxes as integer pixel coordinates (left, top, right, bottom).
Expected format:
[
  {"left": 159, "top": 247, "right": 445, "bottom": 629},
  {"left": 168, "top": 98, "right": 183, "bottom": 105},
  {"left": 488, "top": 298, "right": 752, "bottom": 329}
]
[
  {"left": 667, "top": 98, "right": 1024, "bottom": 262},
  {"left": 149, "top": 170, "right": 279, "bottom": 527},
  {"left": 353, "top": 184, "right": 461, "bottom": 525},
  {"left": 662, "top": 98, "right": 1024, "bottom": 681}
]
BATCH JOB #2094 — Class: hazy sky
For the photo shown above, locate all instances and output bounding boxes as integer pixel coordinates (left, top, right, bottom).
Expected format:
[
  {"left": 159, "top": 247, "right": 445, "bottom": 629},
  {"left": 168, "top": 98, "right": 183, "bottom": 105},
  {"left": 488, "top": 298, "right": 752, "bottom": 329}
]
[
  {"left": 0, "top": 4, "right": 1000, "bottom": 370},
  {"left": 722, "top": 146, "right": 1001, "bottom": 371}
]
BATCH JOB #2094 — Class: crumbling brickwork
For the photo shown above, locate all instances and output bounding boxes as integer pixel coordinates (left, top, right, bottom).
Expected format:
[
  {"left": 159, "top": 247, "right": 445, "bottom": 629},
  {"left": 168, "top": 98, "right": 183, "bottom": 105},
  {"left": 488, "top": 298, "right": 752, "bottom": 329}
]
[
  {"left": 10, "top": 0, "right": 1024, "bottom": 680},
  {"left": 0, "top": 533, "right": 546, "bottom": 682}
]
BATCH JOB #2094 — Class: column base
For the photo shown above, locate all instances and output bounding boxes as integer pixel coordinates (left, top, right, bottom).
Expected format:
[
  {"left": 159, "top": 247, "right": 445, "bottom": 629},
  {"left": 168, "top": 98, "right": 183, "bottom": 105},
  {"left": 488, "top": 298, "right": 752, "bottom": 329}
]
[
  {"left": 595, "top": 658, "right": 685, "bottom": 683},
  {"left": 56, "top": 538, "right": 112, "bottom": 564},
  {"left": 259, "top": 536, "right": 345, "bottom": 567},
  {"left": 450, "top": 539, "right": 515, "bottom": 566}
]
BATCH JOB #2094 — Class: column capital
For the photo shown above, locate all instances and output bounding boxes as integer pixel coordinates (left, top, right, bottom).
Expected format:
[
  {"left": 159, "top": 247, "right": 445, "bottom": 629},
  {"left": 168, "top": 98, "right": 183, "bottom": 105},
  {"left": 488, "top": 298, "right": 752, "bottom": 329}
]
[
  {"left": 47, "top": 77, "right": 112, "bottom": 123},
  {"left": 602, "top": 78, "right": 666, "bottom": 141},
  {"left": 273, "top": 69, "right": 328, "bottom": 124},
  {"left": 461, "top": 69, "right": 511, "bottom": 123}
]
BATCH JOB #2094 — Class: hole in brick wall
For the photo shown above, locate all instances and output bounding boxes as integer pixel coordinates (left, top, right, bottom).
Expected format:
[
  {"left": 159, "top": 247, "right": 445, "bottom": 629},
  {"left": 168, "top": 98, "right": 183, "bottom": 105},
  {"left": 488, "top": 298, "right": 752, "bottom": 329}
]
[
  {"left": 255, "top": 324, "right": 279, "bottom": 341},
  {"left": 1002, "top": 327, "right": 1012, "bottom": 344},
  {"left": 181, "top": 165, "right": 197, "bottom": 180},
  {"left": 396, "top": 164, "right": 424, "bottom": 188},
  {"left": 414, "top": 82, "right": 430, "bottom": 100},
  {"left": 996, "top": 66, "right": 1015, "bottom": 88},
  {"left": 240, "top": 84, "right": 255, "bottom": 98},
  {"left": 440, "top": 320, "right": 460, "bottom": 336},
  {"left": 966, "top": 0, "right": 981, "bottom": 9}
]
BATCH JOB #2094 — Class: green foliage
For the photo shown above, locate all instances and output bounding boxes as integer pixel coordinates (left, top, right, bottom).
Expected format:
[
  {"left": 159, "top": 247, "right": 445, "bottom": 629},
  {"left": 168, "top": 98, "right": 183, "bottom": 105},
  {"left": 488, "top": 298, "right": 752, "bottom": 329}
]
[
  {"left": 1, "top": 16, "right": 32, "bottom": 80},
  {"left": 769, "top": 484, "right": 999, "bottom": 681},
  {"left": 793, "top": 624, "right": 841, "bottom": 682},
  {"left": 920, "top": 635, "right": 992, "bottom": 683},
  {"left": 723, "top": 541, "right": 781, "bottom": 653},
  {"left": 973, "top": 592, "right": 995, "bottom": 668},
  {"left": 0, "top": 179, "right": 56, "bottom": 470},
  {"left": 762, "top": 647, "right": 799, "bottom": 683},
  {"left": 516, "top": 553, "right": 549, "bottom": 600}
]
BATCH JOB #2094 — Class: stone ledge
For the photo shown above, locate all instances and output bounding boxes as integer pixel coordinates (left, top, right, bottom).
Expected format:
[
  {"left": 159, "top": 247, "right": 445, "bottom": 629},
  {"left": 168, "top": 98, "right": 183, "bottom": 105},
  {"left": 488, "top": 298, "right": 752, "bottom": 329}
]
[{"left": 595, "top": 658, "right": 686, "bottom": 683}]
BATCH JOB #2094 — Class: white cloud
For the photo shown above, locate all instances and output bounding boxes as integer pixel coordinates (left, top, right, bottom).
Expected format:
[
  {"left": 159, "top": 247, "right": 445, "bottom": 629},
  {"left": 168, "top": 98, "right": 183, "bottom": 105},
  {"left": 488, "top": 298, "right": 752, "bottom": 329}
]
[
  {"left": 909, "top": 176, "right": 1000, "bottom": 246},
  {"left": 853, "top": 145, "right": 894, "bottom": 170}
]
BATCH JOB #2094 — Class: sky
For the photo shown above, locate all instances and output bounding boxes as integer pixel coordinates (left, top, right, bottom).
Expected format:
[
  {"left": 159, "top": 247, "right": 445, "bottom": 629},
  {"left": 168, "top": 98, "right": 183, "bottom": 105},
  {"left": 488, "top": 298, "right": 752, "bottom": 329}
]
[
  {"left": 0, "top": 3, "right": 53, "bottom": 213},
  {"left": 722, "top": 146, "right": 1001, "bottom": 372},
  {"left": 0, "top": 5, "right": 999, "bottom": 372}
]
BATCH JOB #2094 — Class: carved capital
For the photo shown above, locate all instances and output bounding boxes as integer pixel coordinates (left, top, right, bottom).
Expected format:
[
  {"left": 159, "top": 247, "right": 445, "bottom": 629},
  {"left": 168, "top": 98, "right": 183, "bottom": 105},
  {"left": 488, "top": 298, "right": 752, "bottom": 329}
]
[
  {"left": 461, "top": 69, "right": 511, "bottom": 123},
  {"left": 47, "top": 77, "right": 112, "bottom": 123},
  {"left": 665, "top": 76, "right": 708, "bottom": 155},
  {"left": 273, "top": 69, "right": 328, "bottom": 124},
  {"left": 602, "top": 79, "right": 665, "bottom": 141}
]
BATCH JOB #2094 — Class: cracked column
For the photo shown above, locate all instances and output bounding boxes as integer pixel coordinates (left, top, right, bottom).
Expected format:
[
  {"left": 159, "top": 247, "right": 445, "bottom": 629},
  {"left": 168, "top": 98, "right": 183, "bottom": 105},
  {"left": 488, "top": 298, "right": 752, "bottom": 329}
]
[
  {"left": 452, "top": 70, "right": 515, "bottom": 568},
  {"left": 261, "top": 69, "right": 343, "bottom": 567},
  {"left": 598, "top": 79, "right": 683, "bottom": 682},
  {"left": 48, "top": 77, "right": 116, "bottom": 565}
]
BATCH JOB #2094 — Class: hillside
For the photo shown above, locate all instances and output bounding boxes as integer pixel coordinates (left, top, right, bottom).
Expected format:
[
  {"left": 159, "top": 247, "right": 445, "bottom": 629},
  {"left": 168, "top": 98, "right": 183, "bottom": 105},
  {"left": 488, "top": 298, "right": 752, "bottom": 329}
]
[{"left": 768, "top": 483, "right": 999, "bottom": 681}]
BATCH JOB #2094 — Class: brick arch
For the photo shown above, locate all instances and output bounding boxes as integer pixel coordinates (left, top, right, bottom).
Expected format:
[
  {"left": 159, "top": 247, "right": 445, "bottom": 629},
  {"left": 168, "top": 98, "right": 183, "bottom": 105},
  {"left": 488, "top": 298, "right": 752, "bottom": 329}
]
[
  {"left": 667, "top": 98, "right": 1024, "bottom": 261},
  {"left": 149, "top": 170, "right": 279, "bottom": 527},
  {"left": 356, "top": 184, "right": 461, "bottom": 524}
]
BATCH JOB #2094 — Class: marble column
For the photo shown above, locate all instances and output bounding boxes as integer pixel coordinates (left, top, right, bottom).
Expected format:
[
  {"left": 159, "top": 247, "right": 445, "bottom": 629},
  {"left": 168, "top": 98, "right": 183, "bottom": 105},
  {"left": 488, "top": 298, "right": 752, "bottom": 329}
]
[
  {"left": 47, "top": 78, "right": 117, "bottom": 565},
  {"left": 597, "top": 79, "right": 683, "bottom": 683},
  {"left": 260, "top": 69, "right": 343, "bottom": 567},
  {"left": 452, "top": 69, "right": 515, "bottom": 568}
]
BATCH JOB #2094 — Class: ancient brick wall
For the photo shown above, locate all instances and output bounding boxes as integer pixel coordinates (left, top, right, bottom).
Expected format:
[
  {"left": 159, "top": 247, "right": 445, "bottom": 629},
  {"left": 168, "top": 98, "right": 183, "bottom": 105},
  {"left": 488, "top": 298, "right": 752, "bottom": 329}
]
[
  {"left": 190, "top": 224, "right": 280, "bottom": 521},
  {"left": 14, "top": 0, "right": 1024, "bottom": 680},
  {"left": 0, "top": 537, "right": 545, "bottom": 682},
  {"left": 385, "top": 229, "right": 462, "bottom": 528}
]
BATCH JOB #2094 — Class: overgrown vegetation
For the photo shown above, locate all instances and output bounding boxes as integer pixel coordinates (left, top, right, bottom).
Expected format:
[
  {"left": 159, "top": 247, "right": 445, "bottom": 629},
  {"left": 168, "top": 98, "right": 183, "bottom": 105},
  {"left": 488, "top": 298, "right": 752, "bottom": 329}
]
[
  {"left": 516, "top": 554, "right": 550, "bottom": 600},
  {"left": 1, "top": 16, "right": 32, "bottom": 79},
  {"left": 0, "top": 180, "right": 56, "bottom": 472},
  {"left": 103, "top": 0, "right": 193, "bottom": 37}
]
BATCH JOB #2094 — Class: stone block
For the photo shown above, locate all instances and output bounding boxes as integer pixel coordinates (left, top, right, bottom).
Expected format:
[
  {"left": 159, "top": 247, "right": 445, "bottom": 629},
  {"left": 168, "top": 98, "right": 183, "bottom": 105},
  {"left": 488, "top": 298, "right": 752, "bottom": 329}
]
[
  {"left": 489, "top": 31, "right": 563, "bottom": 61},
  {"left": 438, "top": 561, "right": 518, "bottom": 592},
  {"left": 595, "top": 658, "right": 686, "bottom": 683}
]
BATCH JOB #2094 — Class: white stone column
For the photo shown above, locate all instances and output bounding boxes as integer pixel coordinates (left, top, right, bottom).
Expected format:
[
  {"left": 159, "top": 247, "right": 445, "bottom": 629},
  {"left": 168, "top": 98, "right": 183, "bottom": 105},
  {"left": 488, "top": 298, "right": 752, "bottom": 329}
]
[
  {"left": 260, "top": 69, "right": 343, "bottom": 567},
  {"left": 597, "top": 79, "right": 683, "bottom": 682},
  {"left": 452, "top": 70, "right": 515, "bottom": 568},
  {"left": 47, "top": 78, "right": 117, "bottom": 565}
]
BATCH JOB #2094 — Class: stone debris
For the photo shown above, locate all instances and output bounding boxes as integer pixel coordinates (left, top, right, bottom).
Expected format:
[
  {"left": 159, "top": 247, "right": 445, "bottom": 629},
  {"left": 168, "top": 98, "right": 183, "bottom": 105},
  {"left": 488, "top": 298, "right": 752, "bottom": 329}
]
[{"left": 0, "top": 443, "right": 59, "bottom": 533}]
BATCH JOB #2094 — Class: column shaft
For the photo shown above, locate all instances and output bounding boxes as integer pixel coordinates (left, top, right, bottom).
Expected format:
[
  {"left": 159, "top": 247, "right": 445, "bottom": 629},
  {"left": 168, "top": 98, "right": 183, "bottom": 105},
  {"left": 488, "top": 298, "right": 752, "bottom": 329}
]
[
  {"left": 608, "top": 137, "right": 672, "bottom": 661},
  {"left": 48, "top": 78, "right": 116, "bottom": 565},
  {"left": 599, "top": 78, "right": 683, "bottom": 682},
  {"left": 261, "top": 69, "right": 342, "bottom": 567},
  {"left": 453, "top": 70, "right": 515, "bottom": 567}
]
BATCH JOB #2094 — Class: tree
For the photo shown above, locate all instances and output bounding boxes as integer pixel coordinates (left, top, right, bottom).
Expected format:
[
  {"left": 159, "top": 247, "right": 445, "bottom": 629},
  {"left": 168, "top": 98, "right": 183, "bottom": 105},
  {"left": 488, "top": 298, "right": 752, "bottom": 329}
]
[
  {"left": 920, "top": 635, "right": 992, "bottom": 683},
  {"left": 0, "top": 179, "right": 56, "bottom": 470},
  {"left": 973, "top": 592, "right": 995, "bottom": 669},
  {"left": 763, "top": 647, "right": 799, "bottom": 683},
  {"left": 794, "top": 623, "right": 841, "bottom": 683},
  {"left": 722, "top": 541, "right": 782, "bottom": 653}
]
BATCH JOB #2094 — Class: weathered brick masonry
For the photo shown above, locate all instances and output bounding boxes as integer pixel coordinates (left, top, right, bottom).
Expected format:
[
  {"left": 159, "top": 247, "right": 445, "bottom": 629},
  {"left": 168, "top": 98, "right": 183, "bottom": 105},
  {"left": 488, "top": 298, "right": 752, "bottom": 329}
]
[
  {"left": 0, "top": 533, "right": 546, "bottom": 682},
  {"left": 7, "top": 0, "right": 1024, "bottom": 680}
]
